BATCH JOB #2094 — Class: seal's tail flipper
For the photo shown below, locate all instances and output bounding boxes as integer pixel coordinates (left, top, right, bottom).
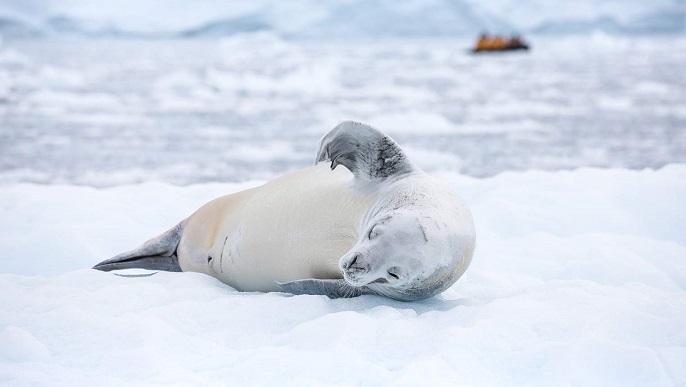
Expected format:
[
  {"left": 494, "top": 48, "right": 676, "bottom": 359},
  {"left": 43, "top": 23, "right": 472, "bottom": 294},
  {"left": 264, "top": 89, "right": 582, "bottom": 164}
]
[
  {"left": 93, "top": 255, "right": 182, "bottom": 272},
  {"left": 93, "top": 220, "right": 187, "bottom": 273}
]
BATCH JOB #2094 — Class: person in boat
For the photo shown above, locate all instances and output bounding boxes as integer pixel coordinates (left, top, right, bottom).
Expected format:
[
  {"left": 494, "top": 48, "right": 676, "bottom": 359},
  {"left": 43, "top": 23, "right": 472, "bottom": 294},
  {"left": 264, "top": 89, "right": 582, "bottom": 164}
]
[
  {"left": 476, "top": 33, "right": 491, "bottom": 51},
  {"left": 492, "top": 35, "right": 507, "bottom": 50},
  {"left": 507, "top": 34, "right": 524, "bottom": 49}
]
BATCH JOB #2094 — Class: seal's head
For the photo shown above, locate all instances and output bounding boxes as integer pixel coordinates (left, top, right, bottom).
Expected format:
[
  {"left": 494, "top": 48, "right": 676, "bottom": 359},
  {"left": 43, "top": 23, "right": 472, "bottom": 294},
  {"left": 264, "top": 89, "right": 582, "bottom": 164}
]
[{"left": 340, "top": 207, "right": 475, "bottom": 301}]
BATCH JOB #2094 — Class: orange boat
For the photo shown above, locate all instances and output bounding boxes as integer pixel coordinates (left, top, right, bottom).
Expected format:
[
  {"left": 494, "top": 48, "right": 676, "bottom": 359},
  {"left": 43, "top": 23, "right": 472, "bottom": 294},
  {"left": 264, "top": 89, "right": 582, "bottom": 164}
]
[{"left": 473, "top": 33, "right": 529, "bottom": 53}]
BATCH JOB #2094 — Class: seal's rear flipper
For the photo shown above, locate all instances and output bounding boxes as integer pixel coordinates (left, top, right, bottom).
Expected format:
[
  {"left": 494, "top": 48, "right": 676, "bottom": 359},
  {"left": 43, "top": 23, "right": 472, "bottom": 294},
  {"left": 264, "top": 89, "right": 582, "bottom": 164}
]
[
  {"left": 316, "top": 121, "right": 416, "bottom": 182},
  {"left": 276, "top": 279, "right": 372, "bottom": 299},
  {"left": 93, "top": 220, "right": 186, "bottom": 273},
  {"left": 93, "top": 255, "right": 182, "bottom": 272}
]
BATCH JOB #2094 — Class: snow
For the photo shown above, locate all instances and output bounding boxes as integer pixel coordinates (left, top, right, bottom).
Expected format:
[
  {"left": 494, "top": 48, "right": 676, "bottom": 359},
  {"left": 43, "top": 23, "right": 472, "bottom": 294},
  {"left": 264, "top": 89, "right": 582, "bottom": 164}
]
[
  {"left": 0, "top": 327, "right": 51, "bottom": 363},
  {"left": 1, "top": 165, "right": 685, "bottom": 385}
]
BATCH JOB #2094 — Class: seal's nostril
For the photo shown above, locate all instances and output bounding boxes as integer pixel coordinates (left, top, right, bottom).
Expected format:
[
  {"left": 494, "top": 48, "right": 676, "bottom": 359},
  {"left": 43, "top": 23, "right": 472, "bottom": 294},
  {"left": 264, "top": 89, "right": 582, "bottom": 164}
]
[{"left": 350, "top": 254, "right": 358, "bottom": 267}]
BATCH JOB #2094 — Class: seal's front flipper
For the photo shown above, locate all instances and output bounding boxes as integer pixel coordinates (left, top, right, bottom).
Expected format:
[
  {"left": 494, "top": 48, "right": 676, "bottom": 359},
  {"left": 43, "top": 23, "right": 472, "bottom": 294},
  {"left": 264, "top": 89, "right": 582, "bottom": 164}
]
[
  {"left": 93, "top": 220, "right": 186, "bottom": 273},
  {"left": 316, "top": 121, "right": 416, "bottom": 182},
  {"left": 277, "top": 279, "right": 372, "bottom": 299}
]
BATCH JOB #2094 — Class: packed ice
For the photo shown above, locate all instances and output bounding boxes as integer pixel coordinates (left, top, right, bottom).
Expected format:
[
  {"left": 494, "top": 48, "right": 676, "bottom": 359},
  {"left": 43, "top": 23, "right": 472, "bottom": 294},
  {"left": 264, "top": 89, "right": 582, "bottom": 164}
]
[{"left": 1, "top": 34, "right": 685, "bottom": 186}]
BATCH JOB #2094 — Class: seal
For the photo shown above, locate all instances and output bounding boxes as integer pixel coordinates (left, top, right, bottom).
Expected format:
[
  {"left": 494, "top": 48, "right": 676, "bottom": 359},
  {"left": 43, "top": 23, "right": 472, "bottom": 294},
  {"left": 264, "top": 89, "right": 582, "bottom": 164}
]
[{"left": 94, "top": 121, "right": 476, "bottom": 301}]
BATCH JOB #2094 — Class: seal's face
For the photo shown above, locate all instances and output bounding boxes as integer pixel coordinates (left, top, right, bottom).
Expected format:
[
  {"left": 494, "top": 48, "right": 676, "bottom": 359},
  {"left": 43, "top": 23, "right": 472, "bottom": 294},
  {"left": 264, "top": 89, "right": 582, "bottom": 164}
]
[{"left": 339, "top": 210, "right": 465, "bottom": 301}]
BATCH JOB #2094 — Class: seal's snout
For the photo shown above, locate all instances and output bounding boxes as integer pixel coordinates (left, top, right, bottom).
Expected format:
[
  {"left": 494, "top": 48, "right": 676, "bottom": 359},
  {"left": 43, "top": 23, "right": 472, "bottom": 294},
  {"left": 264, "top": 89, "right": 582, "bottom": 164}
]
[{"left": 341, "top": 253, "right": 370, "bottom": 283}]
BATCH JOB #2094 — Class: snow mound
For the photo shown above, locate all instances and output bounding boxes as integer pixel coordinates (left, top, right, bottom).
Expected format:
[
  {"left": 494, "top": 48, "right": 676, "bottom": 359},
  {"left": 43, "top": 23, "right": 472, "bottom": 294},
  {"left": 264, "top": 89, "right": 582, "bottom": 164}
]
[
  {"left": 1, "top": 166, "right": 685, "bottom": 385},
  {"left": 0, "top": 327, "right": 51, "bottom": 363}
]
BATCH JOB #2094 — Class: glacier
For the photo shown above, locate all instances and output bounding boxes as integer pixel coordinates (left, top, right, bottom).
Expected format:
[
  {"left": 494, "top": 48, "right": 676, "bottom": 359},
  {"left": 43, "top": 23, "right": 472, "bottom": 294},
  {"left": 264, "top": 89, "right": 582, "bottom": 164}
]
[{"left": 0, "top": 0, "right": 684, "bottom": 39}]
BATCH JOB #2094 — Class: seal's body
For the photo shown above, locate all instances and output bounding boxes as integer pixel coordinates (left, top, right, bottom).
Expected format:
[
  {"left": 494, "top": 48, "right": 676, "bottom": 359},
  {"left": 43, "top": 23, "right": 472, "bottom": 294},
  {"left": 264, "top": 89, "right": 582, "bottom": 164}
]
[
  {"left": 178, "top": 164, "right": 371, "bottom": 292},
  {"left": 94, "top": 121, "right": 475, "bottom": 301}
]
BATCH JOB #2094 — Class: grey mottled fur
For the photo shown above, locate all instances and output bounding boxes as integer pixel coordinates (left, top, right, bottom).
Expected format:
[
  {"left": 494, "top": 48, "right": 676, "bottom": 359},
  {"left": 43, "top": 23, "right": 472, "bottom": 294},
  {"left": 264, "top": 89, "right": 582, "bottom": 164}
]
[
  {"left": 277, "top": 279, "right": 374, "bottom": 299},
  {"left": 316, "top": 121, "right": 414, "bottom": 181}
]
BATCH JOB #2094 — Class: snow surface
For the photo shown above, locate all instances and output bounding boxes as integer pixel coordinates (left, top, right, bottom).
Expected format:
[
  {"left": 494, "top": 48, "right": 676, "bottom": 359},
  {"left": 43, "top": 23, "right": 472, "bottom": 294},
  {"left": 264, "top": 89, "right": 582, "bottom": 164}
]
[{"left": 1, "top": 165, "right": 686, "bottom": 386}]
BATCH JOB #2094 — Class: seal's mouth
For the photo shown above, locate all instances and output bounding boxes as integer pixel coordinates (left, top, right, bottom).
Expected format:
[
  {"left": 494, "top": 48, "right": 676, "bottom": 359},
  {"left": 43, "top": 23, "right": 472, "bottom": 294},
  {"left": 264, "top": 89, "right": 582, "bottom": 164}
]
[
  {"left": 342, "top": 270, "right": 389, "bottom": 287},
  {"left": 342, "top": 272, "right": 364, "bottom": 287}
]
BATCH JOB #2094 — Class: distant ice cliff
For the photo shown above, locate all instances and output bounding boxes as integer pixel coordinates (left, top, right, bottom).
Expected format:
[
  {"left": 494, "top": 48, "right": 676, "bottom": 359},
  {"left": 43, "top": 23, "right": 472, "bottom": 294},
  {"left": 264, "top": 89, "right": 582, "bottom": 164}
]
[{"left": 0, "top": 0, "right": 684, "bottom": 39}]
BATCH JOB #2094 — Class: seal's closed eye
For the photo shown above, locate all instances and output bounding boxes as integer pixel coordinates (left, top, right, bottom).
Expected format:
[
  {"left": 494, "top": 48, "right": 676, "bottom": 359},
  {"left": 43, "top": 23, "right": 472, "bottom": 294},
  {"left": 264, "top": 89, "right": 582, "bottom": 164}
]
[{"left": 368, "top": 226, "right": 377, "bottom": 239}]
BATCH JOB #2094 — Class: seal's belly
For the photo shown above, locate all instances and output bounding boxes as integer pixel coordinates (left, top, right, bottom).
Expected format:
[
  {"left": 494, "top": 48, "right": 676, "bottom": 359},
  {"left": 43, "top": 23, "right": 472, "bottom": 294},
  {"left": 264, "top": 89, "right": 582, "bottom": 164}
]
[{"left": 180, "top": 164, "right": 371, "bottom": 292}]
